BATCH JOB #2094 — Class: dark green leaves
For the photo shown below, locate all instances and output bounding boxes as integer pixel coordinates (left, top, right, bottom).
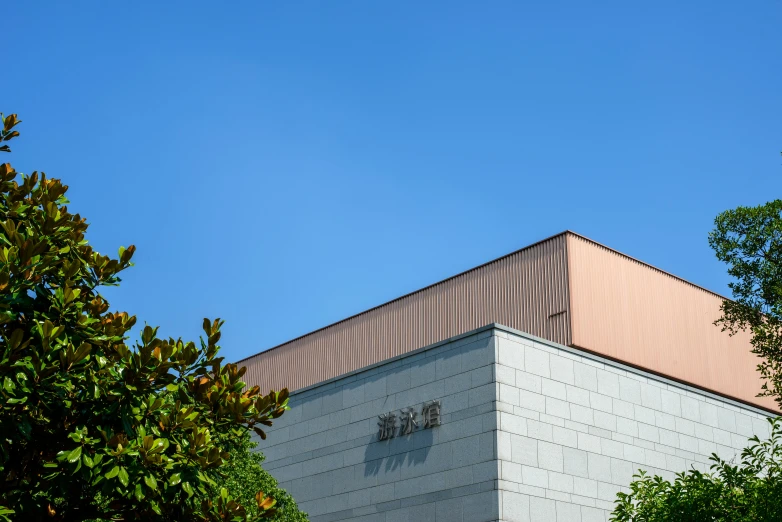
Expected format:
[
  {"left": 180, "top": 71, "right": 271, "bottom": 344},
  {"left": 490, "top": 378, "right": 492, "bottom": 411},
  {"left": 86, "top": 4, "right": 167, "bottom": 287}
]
[{"left": 0, "top": 114, "right": 293, "bottom": 521}]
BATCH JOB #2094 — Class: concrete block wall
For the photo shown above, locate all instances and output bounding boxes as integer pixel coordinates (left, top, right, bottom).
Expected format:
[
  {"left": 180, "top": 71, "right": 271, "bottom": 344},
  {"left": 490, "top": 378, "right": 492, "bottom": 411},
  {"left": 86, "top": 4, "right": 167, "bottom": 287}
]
[
  {"left": 257, "top": 325, "right": 773, "bottom": 522},
  {"left": 261, "top": 329, "right": 503, "bottom": 522},
  {"left": 494, "top": 329, "right": 772, "bottom": 522}
]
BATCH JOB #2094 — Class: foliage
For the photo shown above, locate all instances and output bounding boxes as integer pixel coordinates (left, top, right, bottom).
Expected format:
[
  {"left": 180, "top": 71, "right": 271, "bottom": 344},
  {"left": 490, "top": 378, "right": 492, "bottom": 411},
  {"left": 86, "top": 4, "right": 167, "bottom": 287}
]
[
  {"left": 612, "top": 198, "right": 782, "bottom": 520},
  {"left": 0, "top": 114, "right": 291, "bottom": 521},
  {"left": 212, "top": 434, "right": 307, "bottom": 522},
  {"left": 708, "top": 199, "right": 782, "bottom": 406},
  {"left": 611, "top": 417, "right": 782, "bottom": 521}
]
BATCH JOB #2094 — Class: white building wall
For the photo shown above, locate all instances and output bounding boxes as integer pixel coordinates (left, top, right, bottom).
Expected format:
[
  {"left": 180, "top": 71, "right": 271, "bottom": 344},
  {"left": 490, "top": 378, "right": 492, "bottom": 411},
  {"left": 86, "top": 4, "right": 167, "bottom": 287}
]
[
  {"left": 494, "top": 329, "right": 772, "bottom": 522},
  {"left": 258, "top": 325, "right": 773, "bottom": 522}
]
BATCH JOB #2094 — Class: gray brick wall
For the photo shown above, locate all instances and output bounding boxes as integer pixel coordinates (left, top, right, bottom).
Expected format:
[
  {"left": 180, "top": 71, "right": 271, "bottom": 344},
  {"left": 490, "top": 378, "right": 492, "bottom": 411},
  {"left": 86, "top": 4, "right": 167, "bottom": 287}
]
[
  {"left": 494, "top": 329, "right": 772, "bottom": 522},
  {"left": 261, "top": 329, "right": 501, "bottom": 522},
  {"left": 256, "top": 325, "right": 772, "bottom": 522}
]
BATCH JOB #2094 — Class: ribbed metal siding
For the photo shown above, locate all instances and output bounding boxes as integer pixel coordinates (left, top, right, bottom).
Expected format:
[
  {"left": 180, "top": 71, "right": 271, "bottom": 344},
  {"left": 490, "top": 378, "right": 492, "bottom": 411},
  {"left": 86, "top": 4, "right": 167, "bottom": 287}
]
[
  {"left": 242, "top": 234, "right": 571, "bottom": 392},
  {"left": 567, "top": 234, "right": 777, "bottom": 412}
]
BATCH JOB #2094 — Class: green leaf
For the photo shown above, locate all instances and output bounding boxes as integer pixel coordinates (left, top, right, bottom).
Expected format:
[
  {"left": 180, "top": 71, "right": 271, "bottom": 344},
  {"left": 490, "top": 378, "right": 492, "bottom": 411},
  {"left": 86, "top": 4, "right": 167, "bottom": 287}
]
[
  {"left": 82, "top": 454, "right": 94, "bottom": 468},
  {"left": 182, "top": 481, "right": 194, "bottom": 498},
  {"left": 16, "top": 421, "right": 31, "bottom": 440},
  {"left": 67, "top": 446, "right": 82, "bottom": 463},
  {"left": 144, "top": 474, "right": 158, "bottom": 491},
  {"left": 150, "top": 438, "right": 169, "bottom": 453},
  {"left": 105, "top": 465, "right": 120, "bottom": 479},
  {"left": 168, "top": 473, "right": 181, "bottom": 486},
  {"left": 118, "top": 467, "right": 129, "bottom": 487},
  {"left": 134, "top": 482, "right": 144, "bottom": 501},
  {"left": 121, "top": 414, "right": 134, "bottom": 437}
]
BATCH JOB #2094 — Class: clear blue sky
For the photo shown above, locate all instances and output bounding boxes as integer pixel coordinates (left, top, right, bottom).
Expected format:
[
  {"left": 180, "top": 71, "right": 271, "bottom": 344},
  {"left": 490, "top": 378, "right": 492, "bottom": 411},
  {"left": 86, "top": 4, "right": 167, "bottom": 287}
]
[{"left": 5, "top": 2, "right": 781, "bottom": 364}]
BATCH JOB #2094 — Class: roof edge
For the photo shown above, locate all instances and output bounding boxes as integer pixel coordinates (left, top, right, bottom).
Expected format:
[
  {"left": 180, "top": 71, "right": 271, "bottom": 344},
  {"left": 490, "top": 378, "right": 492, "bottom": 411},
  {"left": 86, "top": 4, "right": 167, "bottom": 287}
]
[
  {"left": 236, "top": 230, "right": 570, "bottom": 364},
  {"left": 237, "top": 230, "right": 733, "bottom": 364},
  {"left": 286, "top": 322, "right": 777, "bottom": 417},
  {"left": 565, "top": 231, "right": 731, "bottom": 302}
]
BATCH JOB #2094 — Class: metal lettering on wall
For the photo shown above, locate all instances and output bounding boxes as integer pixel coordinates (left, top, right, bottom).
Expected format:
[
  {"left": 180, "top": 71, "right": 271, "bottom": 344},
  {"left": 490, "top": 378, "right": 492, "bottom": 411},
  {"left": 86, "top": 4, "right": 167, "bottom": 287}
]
[{"left": 377, "top": 400, "right": 441, "bottom": 440}]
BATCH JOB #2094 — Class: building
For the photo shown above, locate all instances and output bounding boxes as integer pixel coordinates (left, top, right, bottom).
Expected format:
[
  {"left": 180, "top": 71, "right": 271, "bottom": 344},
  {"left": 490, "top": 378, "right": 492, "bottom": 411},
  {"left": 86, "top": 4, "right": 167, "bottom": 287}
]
[{"left": 240, "top": 231, "right": 776, "bottom": 522}]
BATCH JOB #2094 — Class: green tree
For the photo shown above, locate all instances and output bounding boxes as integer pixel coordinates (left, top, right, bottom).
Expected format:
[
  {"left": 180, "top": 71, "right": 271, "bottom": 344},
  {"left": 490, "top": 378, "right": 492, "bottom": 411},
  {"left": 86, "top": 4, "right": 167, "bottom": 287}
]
[
  {"left": 213, "top": 434, "right": 307, "bottom": 522},
  {"left": 709, "top": 199, "right": 782, "bottom": 407},
  {"left": 612, "top": 198, "right": 782, "bottom": 520},
  {"left": 0, "top": 115, "right": 295, "bottom": 521},
  {"left": 612, "top": 418, "right": 782, "bottom": 521}
]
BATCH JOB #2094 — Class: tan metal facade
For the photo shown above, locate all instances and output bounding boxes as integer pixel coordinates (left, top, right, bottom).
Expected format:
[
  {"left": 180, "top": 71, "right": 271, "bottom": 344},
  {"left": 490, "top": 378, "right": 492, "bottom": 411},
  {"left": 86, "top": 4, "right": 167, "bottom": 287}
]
[
  {"left": 241, "top": 232, "right": 776, "bottom": 412},
  {"left": 241, "top": 234, "right": 570, "bottom": 392},
  {"left": 566, "top": 234, "right": 776, "bottom": 411}
]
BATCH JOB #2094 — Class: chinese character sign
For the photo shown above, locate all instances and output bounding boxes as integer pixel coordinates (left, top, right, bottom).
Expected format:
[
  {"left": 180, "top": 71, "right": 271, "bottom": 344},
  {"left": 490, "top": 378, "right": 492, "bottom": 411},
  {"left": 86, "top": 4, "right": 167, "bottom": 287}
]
[
  {"left": 421, "top": 400, "right": 441, "bottom": 428},
  {"left": 378, "top": 401, "right": 441, "bottom": 440},
  {"left": 378, "top": 412, "right": 397, "bottom": 440},
  {"left": 399, "top": 407, "right": 418, "bottom": 436}
]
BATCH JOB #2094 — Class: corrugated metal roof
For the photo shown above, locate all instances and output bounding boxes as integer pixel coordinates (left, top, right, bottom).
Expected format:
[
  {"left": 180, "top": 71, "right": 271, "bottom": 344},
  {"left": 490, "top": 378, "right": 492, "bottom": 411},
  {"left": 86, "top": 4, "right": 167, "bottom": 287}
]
[{"left": 241, "top": 232, "right": 570, "bottom": 392}]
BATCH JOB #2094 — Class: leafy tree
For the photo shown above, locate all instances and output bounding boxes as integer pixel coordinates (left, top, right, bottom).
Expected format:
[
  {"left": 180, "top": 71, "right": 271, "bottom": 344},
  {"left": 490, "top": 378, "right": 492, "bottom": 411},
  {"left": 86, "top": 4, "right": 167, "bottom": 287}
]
[
  {"left": 612, "top": 418, "right": 782, "bottom": 521},
  {"left": 213, "top": 434, "right": 307, "bottom": 522},
  {"left": 0, "top": 114, "right": 294, "bottom": 521},
  {"left": 612, "top": 198, "right": 782, "bottom": 520},
  {"left": 709, "top": 199, "right": 782, "bottom": 407}
]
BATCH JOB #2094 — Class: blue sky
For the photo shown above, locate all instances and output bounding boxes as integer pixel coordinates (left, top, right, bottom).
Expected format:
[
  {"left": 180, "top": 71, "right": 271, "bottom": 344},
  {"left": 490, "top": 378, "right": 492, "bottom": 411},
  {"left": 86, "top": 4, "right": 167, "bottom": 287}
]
[{"left": 5, "top": 2, "right": 781, "bottom": 365}]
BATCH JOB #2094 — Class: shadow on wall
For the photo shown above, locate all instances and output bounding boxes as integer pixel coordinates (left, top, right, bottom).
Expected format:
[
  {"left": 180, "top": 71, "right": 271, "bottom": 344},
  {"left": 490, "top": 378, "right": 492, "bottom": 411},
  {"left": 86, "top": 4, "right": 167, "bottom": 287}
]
[{"left": 363, "top": 420, "right": 435, "bottom": 477}]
